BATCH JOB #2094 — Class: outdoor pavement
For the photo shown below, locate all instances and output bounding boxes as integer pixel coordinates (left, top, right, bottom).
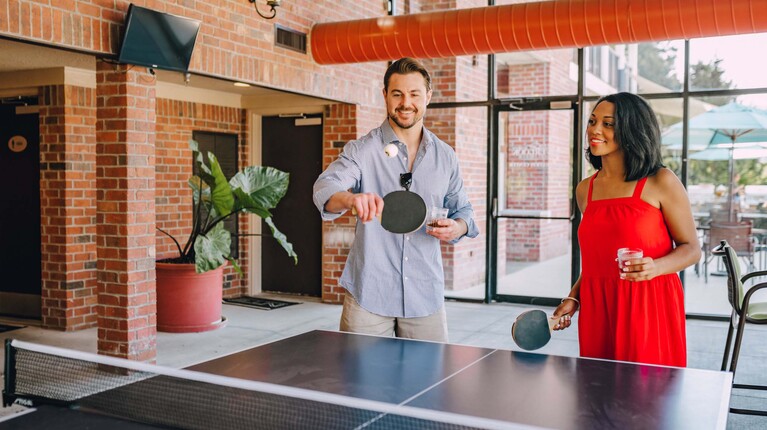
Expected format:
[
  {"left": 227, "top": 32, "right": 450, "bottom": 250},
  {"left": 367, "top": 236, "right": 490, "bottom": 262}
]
[{"left": 1, "top": 293, "right": 766, "bottom": 428}]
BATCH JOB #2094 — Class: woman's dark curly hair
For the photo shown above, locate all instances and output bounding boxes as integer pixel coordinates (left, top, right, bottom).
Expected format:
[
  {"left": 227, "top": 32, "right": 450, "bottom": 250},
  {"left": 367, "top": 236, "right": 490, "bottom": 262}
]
[{"left": 586, "top": 92, "right": 664, "bottom": 181}]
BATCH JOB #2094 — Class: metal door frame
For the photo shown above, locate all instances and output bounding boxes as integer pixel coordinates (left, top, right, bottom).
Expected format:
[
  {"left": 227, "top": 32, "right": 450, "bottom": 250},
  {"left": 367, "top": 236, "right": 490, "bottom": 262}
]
[{"left": 487, "top": 96, "right": 583, "bottom": 306}]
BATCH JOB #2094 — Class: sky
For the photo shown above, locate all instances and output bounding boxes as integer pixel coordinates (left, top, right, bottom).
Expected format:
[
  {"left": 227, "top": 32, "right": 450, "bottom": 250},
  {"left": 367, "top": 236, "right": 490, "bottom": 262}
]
[{"left": 671, "top": 33, "right": 767, "bottom": 108}]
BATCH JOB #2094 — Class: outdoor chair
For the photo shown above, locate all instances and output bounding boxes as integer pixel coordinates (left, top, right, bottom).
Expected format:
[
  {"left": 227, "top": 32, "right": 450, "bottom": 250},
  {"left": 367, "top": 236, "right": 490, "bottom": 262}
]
[
  {"left": 704, "top": 221, "right": 756, "bottom": 282},
  {"left": 713, "top": 240, "right": 767, "bottom": 416},
  {"left": 710, "top": 208, "right": 740, "bottom": 223}
]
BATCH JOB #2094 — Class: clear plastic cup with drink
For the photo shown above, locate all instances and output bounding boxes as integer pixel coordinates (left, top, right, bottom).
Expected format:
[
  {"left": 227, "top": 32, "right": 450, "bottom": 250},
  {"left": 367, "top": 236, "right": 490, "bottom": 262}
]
[
  {"left": 426, "top": 206, "right": 449, "bottom": 231},
  {"left": 616, "top": 248, "right": 643, "bottom": 270}
]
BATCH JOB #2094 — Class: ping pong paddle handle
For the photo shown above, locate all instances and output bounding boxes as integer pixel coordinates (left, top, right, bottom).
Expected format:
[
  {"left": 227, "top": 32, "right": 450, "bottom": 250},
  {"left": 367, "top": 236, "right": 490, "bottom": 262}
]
[
  {"left": 350, "top": 207, "right": 381, "bottom": 222},
  {"left": 547, "top": 316, "right": 559, "bottom": 332}
]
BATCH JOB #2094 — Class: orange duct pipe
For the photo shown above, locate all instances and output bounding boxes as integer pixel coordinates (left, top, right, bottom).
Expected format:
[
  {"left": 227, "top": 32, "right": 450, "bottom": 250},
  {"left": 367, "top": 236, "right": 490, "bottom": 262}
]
[{"left": 311, "top": 0, "right": 767, "bottom": 64}]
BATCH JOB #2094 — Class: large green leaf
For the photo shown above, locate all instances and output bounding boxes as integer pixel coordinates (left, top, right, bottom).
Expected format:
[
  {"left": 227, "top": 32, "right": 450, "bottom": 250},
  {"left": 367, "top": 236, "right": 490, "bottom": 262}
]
[
  {"left": 204, "top": 152, "right": 235, "bottom": 219},
  {"left": 231, "top": 188, "right": 271, "bottom": 219},
  {"left": 264, "top": 217, "right": 297, "bottom": 265},
  {"left": 230, "top": 166, "right": 289, "bottom": 213},
  {"left": 188, "top": 176, "right": 212, "bottom": 208},
  {"left": 193, "top": 223, "right": 231, "bottom": 273},
  {"left": 189, "top": 139, "right": 211, "bottom": 177},
  {"left": 174, "top": 140, "right": 297, "bottom": 273}
]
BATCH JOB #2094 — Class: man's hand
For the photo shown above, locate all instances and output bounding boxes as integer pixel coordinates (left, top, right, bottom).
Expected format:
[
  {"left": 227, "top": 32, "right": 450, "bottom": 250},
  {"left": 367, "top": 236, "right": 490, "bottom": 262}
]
[
  {"left": 324, "top": 191, "right": 383, "bottom": 222},
  {"left": 426, "top": 218, "right": 467, "bottom": 242},
  {"left": 348, "top": 192, "right": 384, "bottom": 223}
]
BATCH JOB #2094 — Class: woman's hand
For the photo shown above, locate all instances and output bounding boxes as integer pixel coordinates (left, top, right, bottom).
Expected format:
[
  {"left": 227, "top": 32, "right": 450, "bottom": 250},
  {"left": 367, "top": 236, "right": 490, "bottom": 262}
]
[
  {"left": 620, "top": 257, "right": 659, "bottom": 281},
  {"left": 552, "top": 299, "right": 579, "bottom": 330}
]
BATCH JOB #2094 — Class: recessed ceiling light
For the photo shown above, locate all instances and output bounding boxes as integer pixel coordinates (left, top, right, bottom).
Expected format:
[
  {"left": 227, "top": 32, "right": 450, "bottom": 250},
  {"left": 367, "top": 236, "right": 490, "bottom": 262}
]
[{"left": 233, "top": 82, "right": 251, "bottom": 87}]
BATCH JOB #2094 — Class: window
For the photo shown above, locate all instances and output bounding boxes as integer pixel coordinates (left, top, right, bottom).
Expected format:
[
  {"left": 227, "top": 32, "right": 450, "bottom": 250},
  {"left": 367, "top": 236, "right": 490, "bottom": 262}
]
[{"left": 192, "top": 131, "right": 240, "bottom": 258}]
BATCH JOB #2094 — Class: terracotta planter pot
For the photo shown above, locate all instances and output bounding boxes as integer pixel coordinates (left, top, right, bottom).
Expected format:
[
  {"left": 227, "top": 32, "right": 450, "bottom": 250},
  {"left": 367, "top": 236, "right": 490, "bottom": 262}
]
[{"left": 156, "top": 262, "right": 227, "bottom": 333}]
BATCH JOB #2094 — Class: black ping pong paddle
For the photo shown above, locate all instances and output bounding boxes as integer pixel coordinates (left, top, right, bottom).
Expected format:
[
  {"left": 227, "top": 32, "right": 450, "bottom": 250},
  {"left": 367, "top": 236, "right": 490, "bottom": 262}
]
[
  {"left": 351, "top": 173, "right": 427, "bottom": 234},
  {"left": 511, "top": 310, "right": 559, "bottom": 351}
]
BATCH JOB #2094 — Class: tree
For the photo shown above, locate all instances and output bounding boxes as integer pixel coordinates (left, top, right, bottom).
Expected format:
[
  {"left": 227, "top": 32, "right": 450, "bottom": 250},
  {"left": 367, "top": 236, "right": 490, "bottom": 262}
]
[
  {"left": 690, "top": 59, "right": 735, "bottom": 106},
  {"left": 663, "top": 57, "right": 749, "bottom": 186},
  {"left": 638, "top": 42, "right": 681, "bottom": 91},
  {"left": 682, "top": 58, "right": 738, "bottom": 184}
]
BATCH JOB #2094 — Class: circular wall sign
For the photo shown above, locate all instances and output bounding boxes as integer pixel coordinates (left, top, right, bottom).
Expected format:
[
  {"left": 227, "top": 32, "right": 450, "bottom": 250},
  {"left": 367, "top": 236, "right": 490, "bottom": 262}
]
[{"left": 8, "top": 135, "right": 28, "bottom": 153}]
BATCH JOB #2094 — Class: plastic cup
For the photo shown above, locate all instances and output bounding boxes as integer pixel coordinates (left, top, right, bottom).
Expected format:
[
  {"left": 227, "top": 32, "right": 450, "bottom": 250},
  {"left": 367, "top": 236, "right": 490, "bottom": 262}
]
[
  {"left": 426, "top": 206, "right": 449, "bottom": 231},
  {"left": 616, "top": 248, "right": 643, "bottom": 269}
]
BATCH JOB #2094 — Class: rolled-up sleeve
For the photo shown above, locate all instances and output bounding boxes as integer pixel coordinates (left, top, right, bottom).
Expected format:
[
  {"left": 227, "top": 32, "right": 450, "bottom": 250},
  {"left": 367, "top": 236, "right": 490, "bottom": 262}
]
[
  {"left": 313, "top": 142, "right": 362, "bottom": 221},
  {"left": 444, "top": 158, "right": 479, "bottom": 244}
]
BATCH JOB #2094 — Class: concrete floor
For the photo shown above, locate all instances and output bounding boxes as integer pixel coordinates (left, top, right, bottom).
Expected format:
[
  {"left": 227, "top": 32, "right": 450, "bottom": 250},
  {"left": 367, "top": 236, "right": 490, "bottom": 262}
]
[{"left": 1, "top": 295, "right": 766, "bottom": 429}]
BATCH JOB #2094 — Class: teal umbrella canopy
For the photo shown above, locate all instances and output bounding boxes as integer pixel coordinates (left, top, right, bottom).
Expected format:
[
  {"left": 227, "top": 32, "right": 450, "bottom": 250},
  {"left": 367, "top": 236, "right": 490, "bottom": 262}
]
[
  {"left": 661, "top": 102, "right": 767, "bottom": 220},
  {"left": 662, "top": 102, "right": 767, "bottom": 151},
  {"left": 688, "top": 143, "right": 767, "bottom": 161}
]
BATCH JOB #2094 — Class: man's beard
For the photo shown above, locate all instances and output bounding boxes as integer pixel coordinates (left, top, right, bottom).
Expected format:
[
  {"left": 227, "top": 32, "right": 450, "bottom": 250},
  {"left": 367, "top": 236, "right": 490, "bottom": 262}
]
[{"left": 388, "top": 108, "right": 423, "bottom": 129}]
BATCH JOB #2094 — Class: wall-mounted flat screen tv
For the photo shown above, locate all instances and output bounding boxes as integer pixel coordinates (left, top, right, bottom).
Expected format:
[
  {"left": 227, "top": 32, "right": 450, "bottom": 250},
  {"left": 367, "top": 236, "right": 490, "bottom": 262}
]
[{"left": 118, "top": 4, "right": 201, "bottom": 72}]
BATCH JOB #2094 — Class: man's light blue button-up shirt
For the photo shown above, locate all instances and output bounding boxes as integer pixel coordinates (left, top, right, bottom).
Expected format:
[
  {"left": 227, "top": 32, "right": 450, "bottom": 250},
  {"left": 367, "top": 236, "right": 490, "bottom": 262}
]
[{"left": 313, "top": 120, "right": 479, "bottom": 318}]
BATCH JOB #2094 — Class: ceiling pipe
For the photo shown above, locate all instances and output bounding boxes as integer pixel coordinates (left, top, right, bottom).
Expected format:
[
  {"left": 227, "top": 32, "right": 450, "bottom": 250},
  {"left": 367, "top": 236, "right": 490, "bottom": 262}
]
[{"left": 311, "top": 0, "right": 767, "bottom": 64}]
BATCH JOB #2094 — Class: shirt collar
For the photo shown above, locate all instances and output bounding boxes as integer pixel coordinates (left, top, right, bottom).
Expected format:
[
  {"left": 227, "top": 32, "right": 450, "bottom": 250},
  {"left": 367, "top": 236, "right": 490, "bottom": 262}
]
[
  {"left": 379, "top": 118, "right": 432, "bottom": 149},
  {"left": 380, "top": 119, "right": 399, "bottom": 145}
]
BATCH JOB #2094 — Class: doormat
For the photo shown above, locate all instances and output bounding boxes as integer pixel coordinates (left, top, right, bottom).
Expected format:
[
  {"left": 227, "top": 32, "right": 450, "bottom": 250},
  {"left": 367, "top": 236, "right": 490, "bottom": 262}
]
[
  {"left": 223, "top": 296, "right": 301, "bottom": 310},
  {"left": 0, "top": 324, "right": 25, "bottom": 333}
]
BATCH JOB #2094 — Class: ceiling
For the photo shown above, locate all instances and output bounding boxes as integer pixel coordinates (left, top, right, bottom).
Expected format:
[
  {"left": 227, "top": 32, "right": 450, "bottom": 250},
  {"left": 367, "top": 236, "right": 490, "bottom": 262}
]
[{"left": 0, "top": 38, "right": 332, "bottom": 109}]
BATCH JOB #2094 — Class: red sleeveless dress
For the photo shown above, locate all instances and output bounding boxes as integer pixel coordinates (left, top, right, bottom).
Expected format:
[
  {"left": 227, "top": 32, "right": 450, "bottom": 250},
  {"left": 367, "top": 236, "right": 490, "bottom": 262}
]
[{"left": 578, "top": 172, "right": 687, "bottom": 367}]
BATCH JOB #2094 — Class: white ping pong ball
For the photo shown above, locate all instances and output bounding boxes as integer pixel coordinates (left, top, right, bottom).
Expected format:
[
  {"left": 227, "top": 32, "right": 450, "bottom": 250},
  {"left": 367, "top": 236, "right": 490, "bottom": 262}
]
[{"left": 384, "top": 143, "right": 398, "bottom": 158}]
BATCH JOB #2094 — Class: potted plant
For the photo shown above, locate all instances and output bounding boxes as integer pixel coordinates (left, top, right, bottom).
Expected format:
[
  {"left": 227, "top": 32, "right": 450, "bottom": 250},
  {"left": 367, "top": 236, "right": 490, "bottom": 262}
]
[{"left": 155, "top": 139, "right": 297, "bottom": 332}]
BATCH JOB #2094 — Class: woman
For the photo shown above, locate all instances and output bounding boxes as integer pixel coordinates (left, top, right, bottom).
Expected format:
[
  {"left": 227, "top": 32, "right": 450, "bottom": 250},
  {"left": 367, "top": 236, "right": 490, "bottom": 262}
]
[{"left": 553, "top": 93, "right": 700, "bottom": 367}]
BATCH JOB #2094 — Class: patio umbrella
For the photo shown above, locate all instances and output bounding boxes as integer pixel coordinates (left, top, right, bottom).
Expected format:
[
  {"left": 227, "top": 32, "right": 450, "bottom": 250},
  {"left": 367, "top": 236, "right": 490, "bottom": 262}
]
[
  {"left": 688, "top": 142, "right": 767, "bottom": 161},
  {"left": 662, "top": 102, "right": 767, "bottom": 221}
]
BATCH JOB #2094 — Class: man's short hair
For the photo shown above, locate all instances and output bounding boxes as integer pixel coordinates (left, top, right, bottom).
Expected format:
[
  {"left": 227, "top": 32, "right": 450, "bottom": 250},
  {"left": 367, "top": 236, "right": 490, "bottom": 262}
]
[{"left": 383, "top": 57, "right": 432, "bottom": 93}]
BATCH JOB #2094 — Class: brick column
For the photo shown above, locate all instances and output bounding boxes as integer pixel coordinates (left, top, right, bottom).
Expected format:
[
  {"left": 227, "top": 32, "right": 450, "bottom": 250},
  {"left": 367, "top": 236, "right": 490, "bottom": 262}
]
[
  {"left": 38, "top": 85, "right": 99, "bottom": 330},
  {"left": 95, "top": 63, "right": 156, "bottom": 361},
  {"left": 320, "top": 104, "right": 358, "bottom": 304}
]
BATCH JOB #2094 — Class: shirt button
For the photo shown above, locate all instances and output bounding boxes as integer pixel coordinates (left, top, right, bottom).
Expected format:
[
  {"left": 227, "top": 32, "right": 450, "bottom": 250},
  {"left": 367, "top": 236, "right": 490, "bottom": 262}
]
[
  {"left": 404, "top": 257, "right": 409, "bottom": 261},
  {"left": 405, "top": 277, "right": 408, "bottom": 281},
  {"left": 406, "top": 236, "right": 410, "bottom": 241}
]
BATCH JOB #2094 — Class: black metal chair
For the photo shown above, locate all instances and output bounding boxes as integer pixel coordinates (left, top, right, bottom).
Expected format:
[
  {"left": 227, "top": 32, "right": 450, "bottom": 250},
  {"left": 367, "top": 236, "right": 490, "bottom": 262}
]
[{"left": 713, "top": 240, "right": 767, "bottom": 416}]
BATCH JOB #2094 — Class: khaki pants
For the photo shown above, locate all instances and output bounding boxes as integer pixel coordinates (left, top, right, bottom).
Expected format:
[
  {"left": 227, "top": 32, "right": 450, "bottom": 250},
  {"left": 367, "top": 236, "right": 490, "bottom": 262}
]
[{"left": 339, "top": 294, "right": 448, "bottom": 342}]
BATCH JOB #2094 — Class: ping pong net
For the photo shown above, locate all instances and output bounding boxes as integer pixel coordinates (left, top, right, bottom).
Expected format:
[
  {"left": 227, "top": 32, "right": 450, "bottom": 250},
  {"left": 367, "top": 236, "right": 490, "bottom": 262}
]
[{"left": 2, "top": 339, "right": 514, "bottom": 430}]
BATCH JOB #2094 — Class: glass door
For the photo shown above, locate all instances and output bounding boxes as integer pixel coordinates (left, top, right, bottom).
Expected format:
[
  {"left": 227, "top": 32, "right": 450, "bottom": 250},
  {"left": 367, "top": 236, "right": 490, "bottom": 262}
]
[{"left": 491, "top": 99, "right": 579, "bottom": 304}]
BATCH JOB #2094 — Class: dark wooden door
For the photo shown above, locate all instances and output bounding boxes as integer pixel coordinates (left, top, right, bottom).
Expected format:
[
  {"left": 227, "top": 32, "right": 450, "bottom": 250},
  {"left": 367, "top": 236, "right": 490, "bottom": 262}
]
[
  {"left": 261, "top": 115, "right": 322, "bottom": 296},
  {"left": 0, "top": 104, "right": 41, "bottom": 318}
]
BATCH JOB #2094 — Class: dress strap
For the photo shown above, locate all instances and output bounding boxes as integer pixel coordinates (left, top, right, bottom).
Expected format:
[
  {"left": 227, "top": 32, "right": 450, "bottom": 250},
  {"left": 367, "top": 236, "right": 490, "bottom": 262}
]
[
  {"left": 632, "top": 177, "right": 648, "bottom": 199},
  {"left": 587, "top": 171, "right": 599, "bottom": 203}
]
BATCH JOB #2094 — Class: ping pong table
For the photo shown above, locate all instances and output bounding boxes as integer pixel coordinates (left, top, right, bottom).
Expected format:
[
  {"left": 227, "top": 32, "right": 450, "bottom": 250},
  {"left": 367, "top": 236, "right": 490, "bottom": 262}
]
[{"left": 2, "top": 330, "right": 732, "bottom": 429}]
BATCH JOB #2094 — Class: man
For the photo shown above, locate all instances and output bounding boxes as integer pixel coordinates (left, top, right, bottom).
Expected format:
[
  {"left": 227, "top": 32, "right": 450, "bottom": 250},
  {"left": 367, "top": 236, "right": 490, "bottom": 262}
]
[{"left": 313, "top": 57, "right": 478, "bottom": 342}]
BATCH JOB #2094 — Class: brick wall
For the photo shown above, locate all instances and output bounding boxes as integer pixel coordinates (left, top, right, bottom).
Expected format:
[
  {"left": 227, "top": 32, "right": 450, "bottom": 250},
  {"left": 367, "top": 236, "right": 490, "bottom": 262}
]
[
  {"left": 38, "top": 84, "right": 99, "bottom": 331},
  {"left": 154, "top": 99, "right": 248, "bottom": 298},
  {"left": 502, "top": 50, "right": 574, "bottom": 262},
  {"left": 2, "top": 0, "right": 387, "bottom": 106},
  {"left": 3, "top": 0, "right": 507, "bottom": 337},
  {"left": 95, "top": 63, "right": 156, "bottom": 361}
]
